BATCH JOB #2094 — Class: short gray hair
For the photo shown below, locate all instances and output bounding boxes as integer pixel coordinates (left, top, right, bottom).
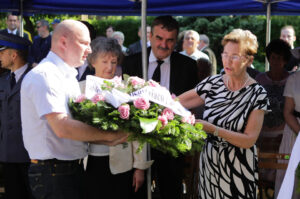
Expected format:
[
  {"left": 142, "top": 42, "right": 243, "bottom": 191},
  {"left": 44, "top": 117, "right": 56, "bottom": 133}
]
[
  {"left": 184, "top": 30, "right": 200, "bottom": 41},
  {"left": 200, "top": 34, "right": 209, "bottom": 45},
  {"left": 87, "top": 37, "right": 123, "bottom": 65},
  {"left": 112, "top": 31, "right": 125, "bottom": 41},
  {"left": 37, "top": 19, "right": 49, "bottom": 29}
]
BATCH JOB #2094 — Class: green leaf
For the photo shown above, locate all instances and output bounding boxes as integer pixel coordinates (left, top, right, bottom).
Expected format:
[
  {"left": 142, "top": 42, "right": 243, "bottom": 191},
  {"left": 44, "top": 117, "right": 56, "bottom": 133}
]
[{"left": 139, "top": 117, "right": 158, "bottom": 134}]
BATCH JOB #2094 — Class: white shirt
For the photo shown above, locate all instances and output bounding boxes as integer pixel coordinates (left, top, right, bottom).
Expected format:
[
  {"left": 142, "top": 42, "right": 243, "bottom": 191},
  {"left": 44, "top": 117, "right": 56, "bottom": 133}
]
[
  {"left": 180, "top": 49, "right": 209, "bottom": 61},
  {"left": 7, "top": 28, "right": 17, "bottom": 35},
  {"left": 148, "top": 50, "right": 171, "bottom": 90},
  {"left": 14, "top": 64, "right": 28, "bottom": 83},
  {"left": 21, "top": 51, "right": 87, "bottom": 160}
]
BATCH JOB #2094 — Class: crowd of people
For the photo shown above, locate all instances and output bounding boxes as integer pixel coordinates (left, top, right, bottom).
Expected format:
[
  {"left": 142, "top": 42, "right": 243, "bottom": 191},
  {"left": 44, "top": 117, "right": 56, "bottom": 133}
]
[{"left": 0, "top": 12, "right": 299, "bottom": 199}]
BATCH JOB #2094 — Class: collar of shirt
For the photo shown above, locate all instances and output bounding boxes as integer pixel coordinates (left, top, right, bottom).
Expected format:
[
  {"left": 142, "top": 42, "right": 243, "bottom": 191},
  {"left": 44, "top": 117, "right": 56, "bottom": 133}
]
[
  {"left": 47, "top": 51, "right": 77, "bottom": 79},
  {"left": 148, "top": 50, "right": 171, "bottom": 89},
  {"left": 7, "top": 28, "right": 17, "bottom": 35},
  {"left": 14, "top": 64, "right": 28, "bottom": 83},
  {"left": 149, "top": 50, "right": 170, "bottom": 64}
]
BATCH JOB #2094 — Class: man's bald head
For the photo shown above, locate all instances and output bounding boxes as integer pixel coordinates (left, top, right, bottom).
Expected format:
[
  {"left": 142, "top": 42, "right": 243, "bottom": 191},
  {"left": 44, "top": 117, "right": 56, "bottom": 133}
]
[{"left": 51, "top": 19, "right": 91, "bottom": 67}]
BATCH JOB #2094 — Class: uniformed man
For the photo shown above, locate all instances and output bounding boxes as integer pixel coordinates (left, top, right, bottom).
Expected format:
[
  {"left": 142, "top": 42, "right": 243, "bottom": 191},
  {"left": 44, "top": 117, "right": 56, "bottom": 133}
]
[{"left": 0, "top": 33, "right": 33, "bottom": 199}]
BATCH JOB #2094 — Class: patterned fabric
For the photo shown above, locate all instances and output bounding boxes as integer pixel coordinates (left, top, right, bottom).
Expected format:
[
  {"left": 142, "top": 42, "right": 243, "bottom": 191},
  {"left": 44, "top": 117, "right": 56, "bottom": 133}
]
[{"left": 196, "top": 75, "right": 269, "bottom": 199}]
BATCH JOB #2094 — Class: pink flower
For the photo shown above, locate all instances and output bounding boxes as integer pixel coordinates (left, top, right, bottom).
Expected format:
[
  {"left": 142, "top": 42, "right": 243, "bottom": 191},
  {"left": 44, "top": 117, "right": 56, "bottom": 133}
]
[
  {"left": 133, "top": 97, "right": 150, "bottom": 110},
  {"left": 181, "top": 114, "right": 195, "bottom": 125},
  {"left": 118, "top": 104, "right": 130, "bottom": 120},
  {"left": 75, "top": 94, "right": 86, "bottom": 103},
  {"left": 148, "top": 80, "right": 160, "bottom": 87},
  {"left": 158, "top": 115, "right": 168, "bottom": 127},
  {"left": 162, "top": 108, "right": 174, "bottom": 120},
  {"left": 129, "top": 76, "right": 145, "bottom": 87},
  {"left": 112, "top": 76, "right": 124, "bottom": 88},
  {"left": 91, "top": 94, "right": 105, "bottom": 104}
]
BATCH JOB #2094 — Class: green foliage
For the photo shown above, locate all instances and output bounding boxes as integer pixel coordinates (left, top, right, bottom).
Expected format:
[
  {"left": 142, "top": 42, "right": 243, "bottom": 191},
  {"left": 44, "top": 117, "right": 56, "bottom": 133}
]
[{"left": 69, "top": 98, "right": 207, "bottom": 157}]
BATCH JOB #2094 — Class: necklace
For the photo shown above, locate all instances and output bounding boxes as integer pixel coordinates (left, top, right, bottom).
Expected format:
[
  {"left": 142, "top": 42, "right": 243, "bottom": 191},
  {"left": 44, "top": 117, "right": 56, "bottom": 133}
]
[{"left": 226, "top": 74, "right": 250, "bottom": 91}]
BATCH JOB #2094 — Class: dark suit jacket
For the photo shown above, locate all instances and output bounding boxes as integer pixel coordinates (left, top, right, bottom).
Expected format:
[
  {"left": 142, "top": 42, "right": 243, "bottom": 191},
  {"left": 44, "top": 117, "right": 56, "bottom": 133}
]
[
  {"left": 78, "top": 65, "right": 95, "bottom": 81},
  {"left": 122, "top": 48, "right": 199, "bottom": 96},
  {"left": 0, "top": 29, "right": 30, "bottom": 41},
  {"left": 28, "top": 35, "right": 51, "bottom": 65},
  {"left": 0, "top": 66, "right": 31, "bottom": 162},
  {"left": 127, "top": 41, "right": 142, "bottom": 56},
  {"left": 202, "top": 46, "right": 217, "bottom": 75}
]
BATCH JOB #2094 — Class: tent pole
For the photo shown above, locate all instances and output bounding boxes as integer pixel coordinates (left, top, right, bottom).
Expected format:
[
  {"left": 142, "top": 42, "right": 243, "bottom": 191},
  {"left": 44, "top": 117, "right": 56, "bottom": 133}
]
[
  {"left": 140, "top": 1, "right": 152, "bottom": 199},
  {"left": 19, "top": 0, "right": 24, "bottom": 37},
  {"left": 265, "top": 0, "right": 271, "bottom": 71}
]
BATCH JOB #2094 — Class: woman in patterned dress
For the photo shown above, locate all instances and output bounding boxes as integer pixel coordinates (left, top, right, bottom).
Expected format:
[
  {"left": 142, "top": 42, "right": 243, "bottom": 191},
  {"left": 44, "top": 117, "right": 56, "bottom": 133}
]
[{"left": 179, "top": 29, "right": 269, "bottom": 199}]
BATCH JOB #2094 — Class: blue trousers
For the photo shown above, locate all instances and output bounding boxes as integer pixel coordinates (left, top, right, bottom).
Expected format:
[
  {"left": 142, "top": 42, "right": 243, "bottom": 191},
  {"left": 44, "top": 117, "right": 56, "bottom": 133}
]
[{"left": 28, "top": 159, "right": 84, "bottom": 199}]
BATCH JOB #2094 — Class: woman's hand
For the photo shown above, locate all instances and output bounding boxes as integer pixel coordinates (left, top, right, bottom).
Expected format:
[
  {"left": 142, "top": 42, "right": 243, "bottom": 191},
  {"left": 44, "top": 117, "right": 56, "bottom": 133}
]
[{"left": 132, "top": 169, "right": 145, "bottom": 192}]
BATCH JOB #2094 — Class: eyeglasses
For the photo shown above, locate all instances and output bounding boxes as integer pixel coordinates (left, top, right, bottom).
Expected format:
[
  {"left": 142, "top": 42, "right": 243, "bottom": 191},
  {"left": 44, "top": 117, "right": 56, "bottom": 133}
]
[
  {"left": 221, "top": 53, "right": 244, "bottom": 61},
  {"left": 36, "top": 26, "right": 41, "bottom": 29}
]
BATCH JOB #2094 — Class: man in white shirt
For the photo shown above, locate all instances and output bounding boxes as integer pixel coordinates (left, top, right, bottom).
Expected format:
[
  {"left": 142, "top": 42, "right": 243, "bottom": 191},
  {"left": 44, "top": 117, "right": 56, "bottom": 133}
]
[
  {"left": 180, "top": 30, "right": 209, "bottom": 61},
  {"left": 280, "top": 25, "right": 299, "bottom": 71},
  {"left": 21, "top": 19, "right": 127, "bottom": 199}
]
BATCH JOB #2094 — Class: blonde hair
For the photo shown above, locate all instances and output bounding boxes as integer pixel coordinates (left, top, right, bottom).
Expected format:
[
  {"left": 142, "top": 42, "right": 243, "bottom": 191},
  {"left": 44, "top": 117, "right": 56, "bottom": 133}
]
[{"left": 222, "top": 29, "right": 258, "bottom": 56}]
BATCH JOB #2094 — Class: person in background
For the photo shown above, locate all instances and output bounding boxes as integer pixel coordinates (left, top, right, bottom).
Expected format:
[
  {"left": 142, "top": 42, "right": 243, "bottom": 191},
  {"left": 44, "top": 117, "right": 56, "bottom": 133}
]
[
  {"left": 0, "top": 33, "right": 33, "bottom": 199},
  {"left": 122, "top": 15, "right": 198, "bottom": 199},
  {"left": 106, "top": 25, "right": 114, "bottom": 38},
  {"left": 274, "top": 67, "right": 300, "bottom": 199},
  {"left": 84, "top": 37, "right": 152, "bottom": 199},
  {"left": 50, "top": 19, "right": 61, "bottom": 35},
  {"left": 28, "top": 19, "right": 51, "bottom": 67},
  {"left": 112, "top": 31, "right": 129, "bottom": 55},
  {"left": 199, "top": 34, "right": 217, "bottom": 74},
  {"left": 280, "top": 25, "right": 299, "bottom": 71},
  {"left": 20, "top": 20, "right": 128, "bottom": 199},
  {"left": 127, "top": 25, "right": 151, "bottom": 55},
  {"left": 255, "top": 39, "right": 291, "bottom": 194},
  {"left": 179, "top": 29, "right": 269, "bottom": 199},
  {"left": 180, "top": 30, "right": 209, "bottom": 61},
  {"left": 0, "top": 13, "right": 30, "bottom": 41}
]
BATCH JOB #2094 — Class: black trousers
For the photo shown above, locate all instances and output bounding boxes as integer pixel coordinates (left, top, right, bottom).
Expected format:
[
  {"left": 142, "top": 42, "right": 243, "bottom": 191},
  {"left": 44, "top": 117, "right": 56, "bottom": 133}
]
[
  {"left": 85, "top": 155, "right": 143, "bottom": 199},
  {"left": 151, "top": 149, "right": 184, "bottom": 199},
  {"left": 28, "top": 159, "right": 84, "bottom": 199},
  {"left": 2, "top": 162, "right": 34, "bottom": 199}
]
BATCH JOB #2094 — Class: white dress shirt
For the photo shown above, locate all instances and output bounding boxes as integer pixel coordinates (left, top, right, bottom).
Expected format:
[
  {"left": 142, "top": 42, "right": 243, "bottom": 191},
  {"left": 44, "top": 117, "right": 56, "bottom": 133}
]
[
  {"left": 148, "top": 50, "right": 171, "bottom": 90},
  {"left": 7, "top": 28, "right": 17, "bottom": 35},
  {"left": 21, "top": 51, "right": 87, "bottom": 160},
  {"left": 14, "top": 64, "right": 28, "bottom": 83}
]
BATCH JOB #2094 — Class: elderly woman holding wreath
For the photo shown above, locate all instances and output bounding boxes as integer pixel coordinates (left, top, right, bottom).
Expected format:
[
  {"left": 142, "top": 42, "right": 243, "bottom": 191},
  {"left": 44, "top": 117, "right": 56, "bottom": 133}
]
[{"left": 179, "top": 29, "right": 269, "bottom": 199}]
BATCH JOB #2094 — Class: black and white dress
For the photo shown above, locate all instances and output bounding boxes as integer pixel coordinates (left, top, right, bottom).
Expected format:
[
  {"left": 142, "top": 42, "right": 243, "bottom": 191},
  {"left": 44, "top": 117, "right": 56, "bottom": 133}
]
[{"left": 196, "top": 75, "right": 269, "bottom": 199}]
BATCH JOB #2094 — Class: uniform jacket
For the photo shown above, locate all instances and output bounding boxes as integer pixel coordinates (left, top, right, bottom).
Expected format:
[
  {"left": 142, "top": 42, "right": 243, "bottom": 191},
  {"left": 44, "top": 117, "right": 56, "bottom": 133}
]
[
  {"left": 0, "top": 66, "right": 31, "bottom": 162},
  {"left": 122, "top": 47, "right": 199, "bottom": 96}
]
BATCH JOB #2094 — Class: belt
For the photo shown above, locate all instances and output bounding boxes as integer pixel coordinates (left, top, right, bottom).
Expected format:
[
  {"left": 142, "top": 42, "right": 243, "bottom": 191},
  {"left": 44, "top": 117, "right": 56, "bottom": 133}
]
[
  {"left": 31, "top": 158, "right": 83, "bottom": 165},
  {"left": 294, "top": 110, "right": 300, "bottom": 119}
]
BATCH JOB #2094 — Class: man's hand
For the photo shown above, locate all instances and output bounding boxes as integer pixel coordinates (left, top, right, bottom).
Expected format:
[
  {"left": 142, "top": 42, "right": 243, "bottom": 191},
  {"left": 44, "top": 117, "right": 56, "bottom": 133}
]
[{"left": 132, "top": 169, "right": 145, "bottom": 192}]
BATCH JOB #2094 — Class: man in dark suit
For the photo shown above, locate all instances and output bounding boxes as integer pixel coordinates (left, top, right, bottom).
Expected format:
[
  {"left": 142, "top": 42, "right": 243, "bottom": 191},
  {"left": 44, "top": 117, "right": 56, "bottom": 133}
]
[
  {"left": 0, "top": 33, "right": 34, "bottom": 199},
  {"left": 0, "top": 13, "right": 30, "bottom": 41},
  {"left": 127, "top": 25, "right": 151, "bottom": 55},
  {"left": 199, "top": 34, "right": 217, "bottom": 74},
  {"left": 122, "top": 15, "right": 198, "bottom": 199}
]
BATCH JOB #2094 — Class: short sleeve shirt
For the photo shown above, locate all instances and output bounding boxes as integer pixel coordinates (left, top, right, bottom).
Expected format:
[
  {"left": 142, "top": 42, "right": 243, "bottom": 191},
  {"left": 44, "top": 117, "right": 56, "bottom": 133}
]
[
  {"left": 21, "top": 51, "right": 88, "bottom": 160},
  {"left": 284, "top": 71, "right": 300, "bottom": 112}
]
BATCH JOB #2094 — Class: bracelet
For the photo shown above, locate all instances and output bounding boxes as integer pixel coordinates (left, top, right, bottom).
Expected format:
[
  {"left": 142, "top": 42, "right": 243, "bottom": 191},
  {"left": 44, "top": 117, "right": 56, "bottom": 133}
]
[{"left": 213, "top": 127, "right": 219, "bottom": 137}]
